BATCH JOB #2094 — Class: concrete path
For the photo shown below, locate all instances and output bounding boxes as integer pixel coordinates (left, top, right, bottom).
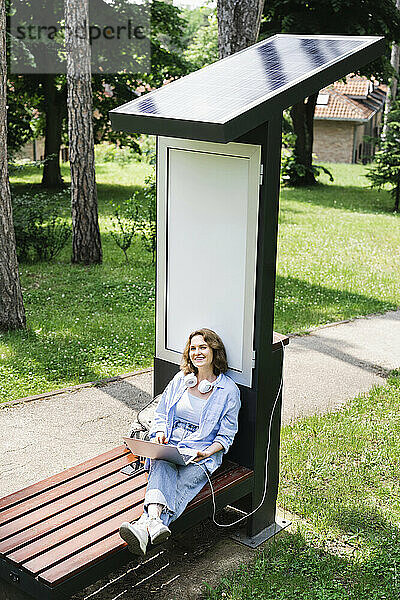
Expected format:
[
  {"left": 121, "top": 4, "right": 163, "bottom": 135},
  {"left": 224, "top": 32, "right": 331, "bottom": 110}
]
[
  {"left": 1, "top": 309, "right": 399, "bottom": 600},
  {"left": 282, "top": 309, "right": 400, "bottom": 421}
]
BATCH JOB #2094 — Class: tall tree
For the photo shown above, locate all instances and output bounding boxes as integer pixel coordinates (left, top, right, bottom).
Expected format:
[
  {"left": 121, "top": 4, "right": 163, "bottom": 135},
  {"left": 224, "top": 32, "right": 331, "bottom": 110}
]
[
  {"left": 382, "top": 0, "right": 400, "bottom": 138},
  {"left": 41, "top": 75, "right": 67, "bottom": 188},
  {"left": 65, "top": 0, "right": 102, "bottom": 264},
  {"left": 366, "top": 102, "right": 400, "bottom": 212},
  {"left": 0, "top": 0, "right": 25, "bottom": 330},
  {"left": 6, "top": 77, "right": 37, "bottom": 160},
  {"left": 7, "top": 73, "right": 67, "bottom": 188},
  {"left": 217, "top": 0, "right": 264, "bottom": 58},
  {"left": 261, "top": 0, "right": 400, "bottom": 186}
]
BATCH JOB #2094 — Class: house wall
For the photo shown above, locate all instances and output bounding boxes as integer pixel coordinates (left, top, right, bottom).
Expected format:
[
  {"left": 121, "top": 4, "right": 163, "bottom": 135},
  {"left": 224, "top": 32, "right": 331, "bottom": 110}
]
[
  {"left": 313, "top": 120, "right": 355, "bottom": 163},
  {"left": 16, "top": 138, "right": 69, "bottom": 162},
  {"left": 16, "top": 138, "right": 45, "bottom": 161}
]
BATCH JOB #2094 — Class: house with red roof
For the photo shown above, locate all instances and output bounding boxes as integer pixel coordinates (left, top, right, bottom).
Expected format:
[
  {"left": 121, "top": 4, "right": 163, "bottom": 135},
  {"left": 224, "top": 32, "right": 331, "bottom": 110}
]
[{"left": 313, "top": 74, "right": 387, "bottom": 164}]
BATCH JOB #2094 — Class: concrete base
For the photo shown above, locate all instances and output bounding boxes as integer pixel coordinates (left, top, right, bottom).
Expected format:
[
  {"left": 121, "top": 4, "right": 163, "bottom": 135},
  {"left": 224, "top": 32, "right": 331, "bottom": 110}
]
[{"left": 231, "top": 516, "right": 291, "bottom": 548}]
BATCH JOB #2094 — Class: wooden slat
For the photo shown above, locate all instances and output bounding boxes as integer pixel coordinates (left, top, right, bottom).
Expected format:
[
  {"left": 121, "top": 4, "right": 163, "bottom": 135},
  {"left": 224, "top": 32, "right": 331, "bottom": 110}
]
[
  {"left": 0, "top": 446, "right": 129, "bottom": 512},
  {"left": 37, "top": 463, "right": 253, "bottom": 587},
  {"left": 186, "top": 464, "right": 252, "bottom": 511},
  {"left": 38, "top": 529, "right": 137, "bottom": 586},
  {"left": 0, "top": 453, "right": 135, "bottom": 534},
  {"left": 23, "top": 505, "right": 144, "bottom": 575},
  {"left": 1, "top": 473, "right": 147, "bottom": 557},
  {"left": 8, "top": 477, "right": 147, "bottom": 564}
]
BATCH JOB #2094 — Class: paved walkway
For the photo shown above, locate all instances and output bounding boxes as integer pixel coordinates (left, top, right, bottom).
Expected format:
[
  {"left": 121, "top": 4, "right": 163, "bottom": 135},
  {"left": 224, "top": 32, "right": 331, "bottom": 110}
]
[{"left": 1, "top": 309, "right": 399, "bottom": 599}]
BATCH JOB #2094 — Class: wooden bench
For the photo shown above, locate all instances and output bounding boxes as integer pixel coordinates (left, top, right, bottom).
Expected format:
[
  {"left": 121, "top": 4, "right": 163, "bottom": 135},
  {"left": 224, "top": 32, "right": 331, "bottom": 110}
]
[
  {"left": 1, "top": 332, "right": 288, "bottom": 599},
  {"left": 0, "top": 445, "right": 253, "bottom": 600}
]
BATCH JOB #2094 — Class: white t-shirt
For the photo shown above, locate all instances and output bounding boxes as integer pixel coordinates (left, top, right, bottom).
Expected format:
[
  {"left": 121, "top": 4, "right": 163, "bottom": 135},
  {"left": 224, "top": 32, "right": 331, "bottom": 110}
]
[{"left": 174, "top": 389, "right": 205, "bottom": 425}]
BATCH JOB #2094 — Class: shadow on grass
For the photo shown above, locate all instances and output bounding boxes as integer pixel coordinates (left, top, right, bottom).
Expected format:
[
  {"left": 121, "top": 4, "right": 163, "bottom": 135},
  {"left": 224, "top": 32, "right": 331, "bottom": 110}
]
[
  {"left": 10, "top": 181, "right": 148, "bottom": 215},
  {"left": 96, "top": 182, "right": 147, "bottom": 213},
  {"left": 274, "top": 275, "right": 397, "bottom": 334},
  {"left": 10, "top": 182, "right": 70, "bottom": 198},
  {"left": 0, "top": 324, "right": 154, "bottom": 403}
]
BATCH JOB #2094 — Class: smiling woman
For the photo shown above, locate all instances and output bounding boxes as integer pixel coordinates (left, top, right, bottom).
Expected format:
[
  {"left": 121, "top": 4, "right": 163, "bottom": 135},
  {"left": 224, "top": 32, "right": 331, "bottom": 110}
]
[{"left": 119, "top": 327, "right": 240, "bottom": 556}]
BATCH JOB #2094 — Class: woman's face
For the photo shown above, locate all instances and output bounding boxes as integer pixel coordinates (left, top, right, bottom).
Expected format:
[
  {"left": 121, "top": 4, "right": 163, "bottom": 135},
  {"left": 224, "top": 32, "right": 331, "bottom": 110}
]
[{"left": 189, "top": 335, "right": 213, "bottom": 370}]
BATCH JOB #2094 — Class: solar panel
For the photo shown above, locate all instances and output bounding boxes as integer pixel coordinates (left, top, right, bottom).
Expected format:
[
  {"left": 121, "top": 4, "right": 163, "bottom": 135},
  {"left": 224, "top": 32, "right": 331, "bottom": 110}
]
[{"left": 110, "top": 34, "right": 384, "bottom": 142}]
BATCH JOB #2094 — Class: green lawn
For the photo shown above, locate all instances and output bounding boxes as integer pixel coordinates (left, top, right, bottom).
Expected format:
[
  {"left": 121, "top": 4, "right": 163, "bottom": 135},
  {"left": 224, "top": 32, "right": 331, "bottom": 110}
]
[
  {"left": 275, "top": 163, "right": 400, "bottom": 332},
  {"left": 2, "top": 158, "right": 155, "bottom": 401},
  {"left": 206, "top": 371, "right": 400, "bottom": 599},
  {"left": 1, "top": 159, "right": 399, "bottom": 402}
]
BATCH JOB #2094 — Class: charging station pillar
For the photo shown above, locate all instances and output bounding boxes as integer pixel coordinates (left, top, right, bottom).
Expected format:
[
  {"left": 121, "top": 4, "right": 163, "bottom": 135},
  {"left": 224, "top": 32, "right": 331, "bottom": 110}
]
[
  {"left": 110, "top": 33, "right": 385, "bottom": 544},
  {"left": 227, "top": 116, "right": 286, "bottom": 540}
]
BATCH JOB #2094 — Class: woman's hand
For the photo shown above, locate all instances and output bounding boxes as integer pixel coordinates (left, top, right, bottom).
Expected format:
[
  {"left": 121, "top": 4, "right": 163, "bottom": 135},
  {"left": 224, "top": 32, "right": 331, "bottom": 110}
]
[
  {"left": 193, "top": 441, "right": 223, "bottom": 461},
  {"left": 155, "top": 431, "right": 167, "bottom": 444},
  {"left": 194, "top": 449, "right": 212, "bottom": 461}
]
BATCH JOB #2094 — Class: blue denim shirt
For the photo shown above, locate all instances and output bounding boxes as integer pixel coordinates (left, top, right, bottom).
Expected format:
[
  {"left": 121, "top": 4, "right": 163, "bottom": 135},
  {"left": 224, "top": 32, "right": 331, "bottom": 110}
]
[{"left": 146, "top": 371, "right": 241, "bottom": 473}]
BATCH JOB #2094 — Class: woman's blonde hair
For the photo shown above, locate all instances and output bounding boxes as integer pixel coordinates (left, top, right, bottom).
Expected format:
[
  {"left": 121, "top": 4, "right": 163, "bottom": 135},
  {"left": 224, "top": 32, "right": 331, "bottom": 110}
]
[{"left": 180, "top": 328, "right": 228, "bottom": 376}]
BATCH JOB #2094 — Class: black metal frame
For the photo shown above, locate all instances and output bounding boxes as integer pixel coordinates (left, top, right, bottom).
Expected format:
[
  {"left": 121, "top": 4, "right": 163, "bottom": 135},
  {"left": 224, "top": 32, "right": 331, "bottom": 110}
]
[
  {"left": 153, "top": 115, "right": 284, "bottom": 539},
  {"left": 0, "top": 557, "right": 67, "bottom": 600}
]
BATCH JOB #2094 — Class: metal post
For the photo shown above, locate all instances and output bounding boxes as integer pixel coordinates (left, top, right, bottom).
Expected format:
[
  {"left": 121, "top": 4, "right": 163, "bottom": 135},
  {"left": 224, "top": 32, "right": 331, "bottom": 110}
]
[{"left": 229, "top": 114, "right": 287, "bottom": 543}]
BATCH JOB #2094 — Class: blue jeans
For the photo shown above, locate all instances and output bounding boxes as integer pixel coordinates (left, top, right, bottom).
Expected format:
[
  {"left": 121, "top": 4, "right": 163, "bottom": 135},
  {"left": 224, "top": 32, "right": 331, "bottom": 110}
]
[{"left": 143, "top": 420, "right": 209, "bottom": 526}]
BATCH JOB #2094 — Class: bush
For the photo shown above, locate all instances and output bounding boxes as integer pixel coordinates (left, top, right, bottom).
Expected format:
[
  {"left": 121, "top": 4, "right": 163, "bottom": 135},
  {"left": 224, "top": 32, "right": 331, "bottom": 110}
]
[
  {"left": 138, "top": 136, "right": 156, "bottom": 165},
  {"left": 12, "top": 193, "right": 71, "bottom": 262},
  {"left": 366, "top": 101, "right": 400, "bottom": 212},
  {"left": 97, "top": 143, "right": 140, "bottom": 165},
  {"left": 109, "top": 173, "right": 156, "bottom": 263},
  {"left": 280, "top": 110, "right": 334, "bottom": 186},
  {"left": 109, "top": 198, "right": 140, "bottom": 264},
  {"left": 139, "top": 175, "right": 156, "bottom": 263},
  {"left": 95, "top": 138, "right": 155, "bottom": 165},
  {"left": 281, "top": 152, "right": 334, "bottom": 186}
]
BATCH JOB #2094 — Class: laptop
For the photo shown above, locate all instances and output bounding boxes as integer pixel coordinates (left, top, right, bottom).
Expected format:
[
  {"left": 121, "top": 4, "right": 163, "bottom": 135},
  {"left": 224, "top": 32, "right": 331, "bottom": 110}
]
[{"left": 123, "top": 437, "right": 198, "bottom": 466}]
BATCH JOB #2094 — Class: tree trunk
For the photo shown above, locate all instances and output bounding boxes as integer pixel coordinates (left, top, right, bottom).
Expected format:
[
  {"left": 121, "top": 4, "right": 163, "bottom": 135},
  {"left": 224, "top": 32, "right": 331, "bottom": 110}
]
[
  {"left": 65, "top": 0, "right": 102, "bottom": 265},
  {"left": 41, "top": 75, "right": 66, "bottom": 188},
  {"left": 217, "top": 0, "right": 264, "bottom": 58},
  {"left": 0, "top": 0, "right": 26, "bottom": 331},
  {"left": 290, "top": 93, "right": 319, "bottom": 186},
  {"left": 382, "top": 0, "right": 400, "bottom": 139}
]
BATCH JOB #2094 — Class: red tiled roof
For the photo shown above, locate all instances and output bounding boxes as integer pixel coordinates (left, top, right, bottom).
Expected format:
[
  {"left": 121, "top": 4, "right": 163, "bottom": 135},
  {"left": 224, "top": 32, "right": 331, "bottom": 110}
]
[
  {"left": 315, "top": 88, "right": 374, "bottom": 121},
  {"left": 333, "top": 74, "right": 372, "bottom": 97},
  {"left": 314, "top": 75, "right": 387, "bottom": 122}
]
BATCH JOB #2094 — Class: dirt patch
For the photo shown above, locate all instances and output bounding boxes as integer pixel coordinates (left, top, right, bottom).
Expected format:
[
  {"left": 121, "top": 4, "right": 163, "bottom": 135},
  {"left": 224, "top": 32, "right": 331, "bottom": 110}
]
[{"left": 73, "top": 510, "right": 274, "bottom": 600}]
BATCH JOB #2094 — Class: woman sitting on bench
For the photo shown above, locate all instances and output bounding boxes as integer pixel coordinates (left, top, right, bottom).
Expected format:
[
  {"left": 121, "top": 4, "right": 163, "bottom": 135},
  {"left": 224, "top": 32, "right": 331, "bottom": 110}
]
[{"left": 119, "top": 327, "right": 241, "bottom": 556}]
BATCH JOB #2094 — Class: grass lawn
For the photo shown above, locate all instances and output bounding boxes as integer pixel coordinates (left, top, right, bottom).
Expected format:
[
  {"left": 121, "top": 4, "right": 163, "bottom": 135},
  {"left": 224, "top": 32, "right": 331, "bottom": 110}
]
[
  {"left": 206, "top": 371, "right": 400, "bottom": 599},
  {"left": 275, "top": 163, "right": 400, "bottom": 332},
  {"left": 2, "top": 158, "right": 155, "bottom": 402},
  {"left": 1, "top": 159, "right": 399, "bottom": 402}
]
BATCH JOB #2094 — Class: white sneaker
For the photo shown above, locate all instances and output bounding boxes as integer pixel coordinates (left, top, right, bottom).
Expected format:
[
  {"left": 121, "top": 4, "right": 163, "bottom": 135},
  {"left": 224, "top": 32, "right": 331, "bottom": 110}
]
[
  {"left": 147, "top": 517, "right": 171, "bottom": 545},
  {"left": 119, "top": 517, "right": 149, "bottom": 556}
]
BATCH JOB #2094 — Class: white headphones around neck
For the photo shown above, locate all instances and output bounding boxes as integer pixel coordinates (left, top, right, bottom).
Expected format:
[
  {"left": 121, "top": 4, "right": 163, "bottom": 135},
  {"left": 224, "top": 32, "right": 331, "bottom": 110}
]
[{"left": 184, "top": 373, "right": 215, "bottom": 394}]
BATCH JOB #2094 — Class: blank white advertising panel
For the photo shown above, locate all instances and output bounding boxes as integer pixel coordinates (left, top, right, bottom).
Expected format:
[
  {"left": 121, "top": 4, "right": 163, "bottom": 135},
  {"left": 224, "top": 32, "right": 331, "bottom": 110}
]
[{"left": 156, "top": 137, "right": 261, "bottom": 387}]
